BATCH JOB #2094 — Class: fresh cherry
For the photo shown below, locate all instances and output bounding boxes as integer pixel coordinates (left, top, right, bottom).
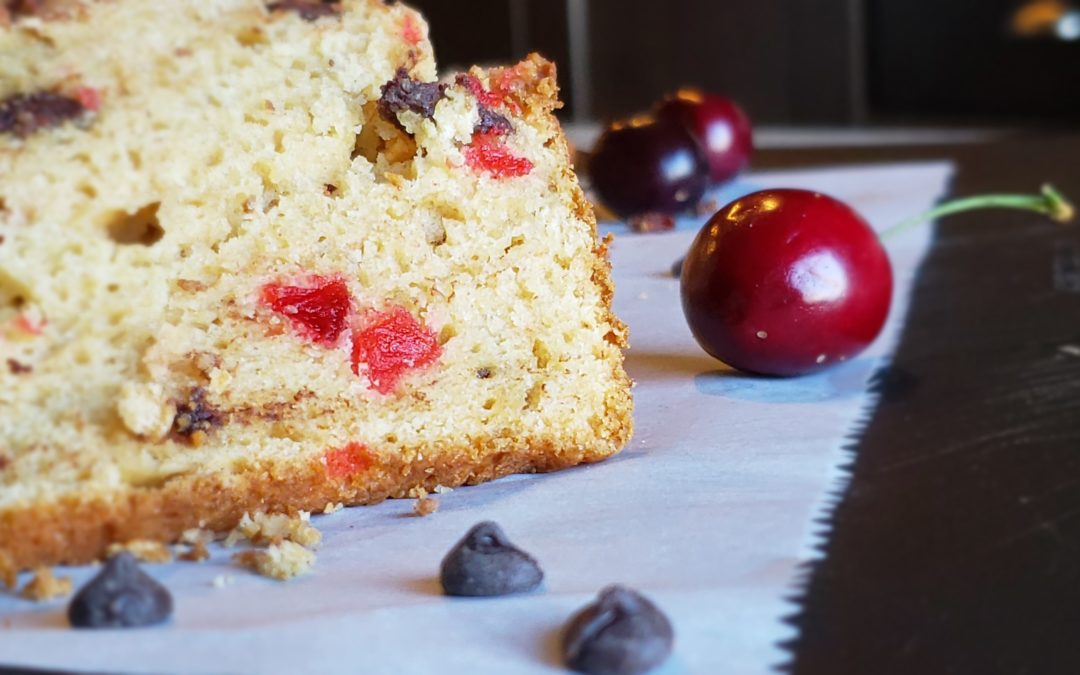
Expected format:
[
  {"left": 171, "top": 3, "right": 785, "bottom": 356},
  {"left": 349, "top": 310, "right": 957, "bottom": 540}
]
[
  {"left": 655, "top": 89, "right": 753, "bottom": 184},
  {"left": 681, "top": 189, "right": 890, "bottom": 376},
  {"left": 680, "top": 185, "right": 1074, "bottom": 376},
  {"left": 589, "top": 116, "right": 709, "bottom": 219}
]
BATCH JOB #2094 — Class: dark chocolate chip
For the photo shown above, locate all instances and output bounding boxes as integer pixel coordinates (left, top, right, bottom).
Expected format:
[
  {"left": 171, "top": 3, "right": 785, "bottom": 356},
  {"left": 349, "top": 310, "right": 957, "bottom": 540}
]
[
  {"left": 439, "top": 521, "right": 543, "bottom": 597},
  {"left": 377, "top": 68, "right": 445, "bottom": 123},
  {"left": 266, "top": 0, "right": 341, "bottom": 21},
  {"left": 4, "top": 0, "right": 45, "bottom": 20},
  {"left": 172, "top": 387, "right": 221, "bottom": 437},
  {"left": 6, "top": 358, "right": 31, "bottom": 374},
  {"left": 476, "top": 367, "right": 492, "bottom": 379},
  {"left": 562, "top": 585, "right": 674, "bottom": 675},
  {"left": 68, "top": 553, "right": 173, "bottom": 629},
  {"left": 0, "top": 92, "right": 87, "bottom": 138},
  {"left": 475, "top": 106, "right": 512, "bottom": 135}
]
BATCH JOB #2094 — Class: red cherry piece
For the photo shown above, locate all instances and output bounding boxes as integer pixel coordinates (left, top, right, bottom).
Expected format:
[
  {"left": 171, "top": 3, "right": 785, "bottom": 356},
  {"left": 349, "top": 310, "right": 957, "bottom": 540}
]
[
  {"left": 351, "top": 307, "right": 441, "bottom": 394},
  {"left": 325, "top": 441, "right": 374, "bottom": 480},
  {"left": 681, "top": 189, "right": 893, "bottom": 376},
  {"left": 401, "top": 14, "right": 422, "bottom": 45},
  {"left": 465, "top": 131, "right": 533, "bottom": 178},
  {"left": 589, "top": 117, "right": 709, "bottom": 219},
  {"left": 73, "top": 86, "right": 102, "bottom": 113},
  {"left": 262, "top": 277, "right": 351, "bottom": 346},
  {"left": 457, "top": 74, "right": 504, "bottom": 111},
  {"left": 655, "top": 89, "right": 752, "bottom": 184},
  {"left": 13, "top": 314, "right": 45, "bottom": 335}
]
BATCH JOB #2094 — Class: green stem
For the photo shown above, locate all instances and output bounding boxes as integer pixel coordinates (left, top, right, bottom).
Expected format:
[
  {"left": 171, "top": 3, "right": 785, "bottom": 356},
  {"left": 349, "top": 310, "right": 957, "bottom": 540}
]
[{"left": 880, "top": 183, "right": 1075, "bottom": 241}]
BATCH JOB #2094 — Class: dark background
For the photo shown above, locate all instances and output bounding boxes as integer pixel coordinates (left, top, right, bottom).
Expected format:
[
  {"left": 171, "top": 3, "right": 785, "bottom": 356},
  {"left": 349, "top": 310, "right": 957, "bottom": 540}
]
[{"left": 408, "top": 0, "right": 1080, "bottom": 126}]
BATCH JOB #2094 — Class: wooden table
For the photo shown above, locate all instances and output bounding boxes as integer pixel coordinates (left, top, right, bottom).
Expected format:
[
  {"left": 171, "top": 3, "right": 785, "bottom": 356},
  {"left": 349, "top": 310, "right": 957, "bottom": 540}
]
[{"left": 757, "top": 134, "right": 1080, "bottom": 674}]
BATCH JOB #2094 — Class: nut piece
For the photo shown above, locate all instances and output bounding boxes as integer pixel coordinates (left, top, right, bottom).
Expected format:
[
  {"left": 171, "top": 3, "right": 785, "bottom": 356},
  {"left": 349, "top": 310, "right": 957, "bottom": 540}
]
[
  {"left": 562, "top": 585, "right": 674, "bottom": 675},
  {"left": 68, "top": 553, "right": 173, "bottom": 628},
  {"left": 117, "top": 381, "right": 175, "bottom": 440},
  {"left": 439, "top": 521, "right": 543, "bottom": 597}
]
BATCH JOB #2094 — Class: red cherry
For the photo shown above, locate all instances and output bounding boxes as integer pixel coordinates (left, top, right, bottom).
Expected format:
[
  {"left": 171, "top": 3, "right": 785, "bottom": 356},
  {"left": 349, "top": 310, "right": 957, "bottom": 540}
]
[
  {"left": 655, "top": 89, "right": 753, "bottom": 184},
  {"left": 680, "top": 189, "right": 893, "bottom": 376},
  {"left": 589, "top": 116, "right": 709, "bottom": 219}
]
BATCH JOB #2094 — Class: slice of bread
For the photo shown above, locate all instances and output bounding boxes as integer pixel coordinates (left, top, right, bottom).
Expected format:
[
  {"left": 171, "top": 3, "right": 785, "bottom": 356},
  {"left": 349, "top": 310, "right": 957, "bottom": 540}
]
[{"left": 0, "top": 0, "right": 631, "bottom": 569}]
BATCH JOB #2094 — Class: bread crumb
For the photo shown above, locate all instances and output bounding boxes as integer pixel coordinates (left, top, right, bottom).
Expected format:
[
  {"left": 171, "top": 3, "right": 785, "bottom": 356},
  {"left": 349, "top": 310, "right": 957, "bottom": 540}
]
[
  {"left": 322, "top": 501, "right": 344, "bottom": 514},
  {"left": 225, "top": 511, "right": 322, "bottom": 548},
  {"left": 178, "top": 540, "right": 210, "bottom": 563},
  {"left": 432, "top": 484, "right": 453, "bottom": 494},
  {"left": 233, "top": 541, "right": 314, "bottom": 581},
  {"left": 106, "top": 539, "right": 173, "bottom": 563},
  {"left": 211, "top": 574, "right": 234, "bottom": 589},
  {"left": 413, "top": 496, "right": 439, "bottom": 517},
  {"left": 407, "top": 486, "right": 428, "bottom": 499},
  {"left": 0, "top": 551, "right": 16, "bottom": 590},
  {"left": 20, "top": 568, "right": 72, "bottom": 602},
  {"left": 180, "top": 528, "right": 213, "bottom": 545}
]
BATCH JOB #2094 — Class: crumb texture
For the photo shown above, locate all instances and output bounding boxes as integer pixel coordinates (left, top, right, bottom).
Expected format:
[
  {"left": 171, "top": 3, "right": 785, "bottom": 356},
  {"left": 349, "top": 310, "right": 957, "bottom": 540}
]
[
  {"left": 0, "top": 0, "right": 632, "bottom": 569},
  {"left": 20, "top": 567, "right": 72, "bottom": 601},
  {"left": 234, "top": 540, "right": 315, "bottom": 580}
]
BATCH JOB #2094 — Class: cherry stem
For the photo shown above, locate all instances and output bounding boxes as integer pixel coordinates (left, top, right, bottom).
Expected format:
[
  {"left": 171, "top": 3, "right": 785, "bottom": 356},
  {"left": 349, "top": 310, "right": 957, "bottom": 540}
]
[{"left": 880, "top": 183, "right": 1075, "bottom": 241}]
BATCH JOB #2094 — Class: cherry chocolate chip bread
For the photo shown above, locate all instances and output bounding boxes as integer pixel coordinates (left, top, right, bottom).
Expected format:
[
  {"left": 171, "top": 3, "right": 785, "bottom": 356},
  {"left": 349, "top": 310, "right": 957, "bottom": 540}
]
[{"left": 0, "top": 0, "right": 631, "bottom": 569}]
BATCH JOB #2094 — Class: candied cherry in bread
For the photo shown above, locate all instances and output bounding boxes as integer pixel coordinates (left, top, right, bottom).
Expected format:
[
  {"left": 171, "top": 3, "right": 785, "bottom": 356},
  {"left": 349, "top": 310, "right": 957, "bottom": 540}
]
[
  {"left": 465, "top": 131, "right": 533, "bottom": 178},
  {"left": 654, "top": 88, "right": 752, "bottom": 184},
  {"left": 589, "top": 116, "right": 709, "bottom": 220},
  {"left": 262, "top": 277, "right": 351, "bottom": 345},
  {"left": 681, "top": 186, "right": 1075, "bottom": 376},
  {"left": 351, "top": 307, "right": 441, "bottom": 394}
]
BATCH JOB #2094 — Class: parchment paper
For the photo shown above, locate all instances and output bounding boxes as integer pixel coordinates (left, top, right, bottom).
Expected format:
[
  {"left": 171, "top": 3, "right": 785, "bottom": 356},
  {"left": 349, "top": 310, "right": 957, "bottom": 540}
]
[{"left": 0, "top": 161, "right": 954, "bottom": 675}]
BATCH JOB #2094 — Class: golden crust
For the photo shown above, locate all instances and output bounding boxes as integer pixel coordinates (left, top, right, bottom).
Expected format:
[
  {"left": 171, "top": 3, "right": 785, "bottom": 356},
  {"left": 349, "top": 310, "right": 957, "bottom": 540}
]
[{"left": 0, "top": 428, "right": 628, "bottom": 570}]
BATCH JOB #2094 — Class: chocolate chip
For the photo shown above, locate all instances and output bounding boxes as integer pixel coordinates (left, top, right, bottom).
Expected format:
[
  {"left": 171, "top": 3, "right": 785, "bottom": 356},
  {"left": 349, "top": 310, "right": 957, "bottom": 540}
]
[
  {"left": 4, "top": 0, "right": 45, "bottom": 19},
  {"left": 377, "top": 68, "right": 445, "bottom": 123},
  {"left": 68, "top": 553, "right": 173, "bottom": 628},
  {"left": 172, "top": 387, "right": 221, "bottom": 437},
  {"left": 0, "top": 92, "right": 87, "bottom": 138},
  {"left": 475, "top": 106, "right": 512, "bottom": 135},
  {"left": 266, "top": 0, "right": 340, "bottom": 21},
  {"left": 476, "top": 367, "right": 492, "bottom": 379},
  {"left": 6, "top": 358, "right": 31, "bottom": 374},
  {"left": 439, "top": 521, "right": 543, "bottom": 597},
  {"left": 562, "top": 585, "right": 674, "bottom": 675}
]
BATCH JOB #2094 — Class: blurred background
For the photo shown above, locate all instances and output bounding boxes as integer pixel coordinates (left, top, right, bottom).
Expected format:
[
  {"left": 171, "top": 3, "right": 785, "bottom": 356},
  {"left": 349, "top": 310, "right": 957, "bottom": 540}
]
[{"left": 409, "top": 0, "right": 1080, "bottom": 128}]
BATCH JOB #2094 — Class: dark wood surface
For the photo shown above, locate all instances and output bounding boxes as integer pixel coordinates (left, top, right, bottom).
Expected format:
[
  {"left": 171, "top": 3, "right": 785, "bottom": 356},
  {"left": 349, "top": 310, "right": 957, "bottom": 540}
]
[
  {"left": 408, "top": 0, "right": 863, "bottom": 124},
  {"left": 868, "top": 0, "right": 1080, "bottom": 123},
  {"left": 771, "top": 135, "right": 1080, "bottom": 673}
]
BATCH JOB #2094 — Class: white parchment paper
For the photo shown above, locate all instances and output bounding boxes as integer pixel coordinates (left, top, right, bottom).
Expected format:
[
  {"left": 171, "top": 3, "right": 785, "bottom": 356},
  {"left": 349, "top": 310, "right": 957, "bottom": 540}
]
[{"left": 0, "top": 162, "right": 953, "bottom": 674}]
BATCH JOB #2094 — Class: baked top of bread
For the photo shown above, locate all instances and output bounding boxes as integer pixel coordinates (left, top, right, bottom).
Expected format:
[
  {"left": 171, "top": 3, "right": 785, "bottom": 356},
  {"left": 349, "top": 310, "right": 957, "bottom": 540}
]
[{"left": 0, "top": 0, "right": 631, "bottom": 569}]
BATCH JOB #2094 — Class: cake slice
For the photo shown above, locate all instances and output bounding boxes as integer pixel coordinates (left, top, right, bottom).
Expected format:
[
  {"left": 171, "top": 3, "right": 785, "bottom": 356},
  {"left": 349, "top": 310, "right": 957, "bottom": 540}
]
[{"left": 0, "top": 0, "right": 631, "bottom": 569}]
